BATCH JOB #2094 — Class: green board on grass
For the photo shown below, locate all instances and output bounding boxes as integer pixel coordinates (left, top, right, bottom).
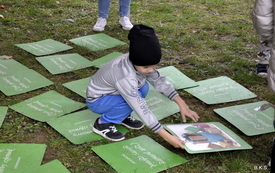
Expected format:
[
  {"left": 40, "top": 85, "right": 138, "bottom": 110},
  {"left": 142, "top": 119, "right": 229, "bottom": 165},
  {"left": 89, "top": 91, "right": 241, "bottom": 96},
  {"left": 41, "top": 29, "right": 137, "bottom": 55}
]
[
  {"left": 184, "top": 76, "right": 257, "bottom": 104},
  {"left": 164, "top": 122, "right": 252, "bottom": 154},
  {"left": 214, "top": 101, "right": 275, "bottom": 136},
  {"left": 0, "top": 106, "right": 8, "bottom": 127},
  {"left": 15, "top": 39, "right": 73, "bottom": 56},
  {"left": 0, "top": 58, "right": 30, "bottom": 76},
  {"left": 28, "top": 160, "right": 70, "bottom": 173},
  {"left": 158, "top": 66, "right": 198, "bottom": 90},
  {"left": 0, "top": 69, "right": 53, "bottom": 96},
  {"left": 9, "top": 90, "right": 86, "bottom": 122},
  {"left": 92, "top": 135, "right": 187, "bottom": 173},
  {"left": 36, "top": 53, "right": 94, "bottom": 74},
  {"left": 47, "top": 109, "right": 128, "bottom": 144},
  {"left": 0, "top": 143, "right": 46, "bottom": 173},
  {"left": 90, "top": 52, "right": 124, "bottom": 68},
  {"left": 132, "top": 85, "right": 179, "bottom": 121},
  {"left": 62, "top": 77, "right": 90, "bottom": 98},
  {"left": 69, "top": 33, "right": 126, "bottom": 51}
]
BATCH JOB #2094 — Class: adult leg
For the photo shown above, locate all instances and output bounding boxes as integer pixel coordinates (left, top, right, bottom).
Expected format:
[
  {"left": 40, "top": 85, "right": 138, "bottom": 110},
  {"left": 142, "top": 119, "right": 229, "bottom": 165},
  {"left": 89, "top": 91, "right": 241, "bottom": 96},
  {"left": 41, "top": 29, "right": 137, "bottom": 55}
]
[
  {"left": 118, "top": 0, "right": 133, "bottom": 30},
  {"left": 93, "top": 0, "right": 110, "bottom": 31}
]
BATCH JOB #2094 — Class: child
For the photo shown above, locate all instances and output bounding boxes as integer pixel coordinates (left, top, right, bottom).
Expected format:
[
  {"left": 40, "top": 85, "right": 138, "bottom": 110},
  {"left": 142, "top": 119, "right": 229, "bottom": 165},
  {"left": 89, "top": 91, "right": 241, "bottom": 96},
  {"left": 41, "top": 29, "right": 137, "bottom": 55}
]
[{"left": 86, "top": 24, "right": 200, "bottom": 148}]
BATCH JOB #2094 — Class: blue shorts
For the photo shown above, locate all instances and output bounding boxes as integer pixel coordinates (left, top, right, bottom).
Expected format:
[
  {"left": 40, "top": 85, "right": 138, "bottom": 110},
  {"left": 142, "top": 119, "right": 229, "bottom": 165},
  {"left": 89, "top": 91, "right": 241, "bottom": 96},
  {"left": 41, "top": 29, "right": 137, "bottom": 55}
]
[{"left": 86, "top": 82, "right": 149, "bottom": 123}]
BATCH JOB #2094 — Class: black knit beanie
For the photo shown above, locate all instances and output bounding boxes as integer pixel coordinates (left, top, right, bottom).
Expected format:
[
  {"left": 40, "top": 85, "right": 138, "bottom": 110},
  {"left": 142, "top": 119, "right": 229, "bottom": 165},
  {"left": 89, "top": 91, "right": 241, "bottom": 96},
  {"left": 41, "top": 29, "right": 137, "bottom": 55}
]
[{"left": 128, "top": 24, "right": 162, "bottom": 66}]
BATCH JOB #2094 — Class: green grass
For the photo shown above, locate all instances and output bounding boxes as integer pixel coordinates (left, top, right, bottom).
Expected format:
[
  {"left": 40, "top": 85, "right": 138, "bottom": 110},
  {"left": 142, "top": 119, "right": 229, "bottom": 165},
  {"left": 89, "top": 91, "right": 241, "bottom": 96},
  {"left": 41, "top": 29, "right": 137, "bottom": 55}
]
[{"left": 1, "top": 0, "right": 274, "bottom": 172}]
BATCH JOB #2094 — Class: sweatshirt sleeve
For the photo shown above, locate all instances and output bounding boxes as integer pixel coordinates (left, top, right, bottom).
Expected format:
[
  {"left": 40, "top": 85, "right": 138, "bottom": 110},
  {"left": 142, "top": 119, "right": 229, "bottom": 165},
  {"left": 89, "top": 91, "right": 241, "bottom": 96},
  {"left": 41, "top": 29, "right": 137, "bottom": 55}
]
[
  {"left": 115, "top": 78, "right": 163, "bottom": 133},
  {"left": 147, "top": 70, "right": 179, "bottom": 100},
  {"left": 252, "top": 0, "right": 274, "bottom": 40}
]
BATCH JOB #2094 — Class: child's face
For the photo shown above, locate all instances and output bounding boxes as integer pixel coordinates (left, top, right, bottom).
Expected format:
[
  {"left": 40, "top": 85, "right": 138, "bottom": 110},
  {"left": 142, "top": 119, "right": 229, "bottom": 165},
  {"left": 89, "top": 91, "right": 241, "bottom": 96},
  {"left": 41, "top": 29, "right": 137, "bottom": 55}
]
[{"left": 134, "top": 65, "right": 157, "bottom": 76}]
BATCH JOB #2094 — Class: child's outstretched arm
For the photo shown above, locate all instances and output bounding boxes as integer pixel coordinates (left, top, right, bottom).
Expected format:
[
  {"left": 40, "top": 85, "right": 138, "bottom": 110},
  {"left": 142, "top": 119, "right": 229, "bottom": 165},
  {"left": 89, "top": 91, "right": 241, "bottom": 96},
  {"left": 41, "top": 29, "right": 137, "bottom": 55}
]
[
  {"left": 173, "top": 96, "right": 200, "bottom": 122},
  {"left": 157, "top": 128, "right": 185, "bottom": 149}
]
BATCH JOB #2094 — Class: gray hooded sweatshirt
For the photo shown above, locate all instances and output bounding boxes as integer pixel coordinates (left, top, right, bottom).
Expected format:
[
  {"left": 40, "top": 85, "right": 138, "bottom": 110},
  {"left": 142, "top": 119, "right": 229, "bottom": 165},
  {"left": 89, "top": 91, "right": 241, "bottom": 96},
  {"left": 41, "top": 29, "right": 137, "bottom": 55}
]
[{"left": 86, "top": 53, "right": 179, "bottom": 133}]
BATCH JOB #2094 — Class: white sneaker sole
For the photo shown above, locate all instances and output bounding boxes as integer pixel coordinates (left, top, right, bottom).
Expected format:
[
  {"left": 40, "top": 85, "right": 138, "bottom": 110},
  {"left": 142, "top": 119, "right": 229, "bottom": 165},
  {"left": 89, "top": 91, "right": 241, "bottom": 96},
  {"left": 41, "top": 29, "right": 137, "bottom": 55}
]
[
  {"left": 118, "top": 123, "right": 144, "bottom": 130},
  {"left": 92, "top": 127, "right": 125, "bottom": 142}
]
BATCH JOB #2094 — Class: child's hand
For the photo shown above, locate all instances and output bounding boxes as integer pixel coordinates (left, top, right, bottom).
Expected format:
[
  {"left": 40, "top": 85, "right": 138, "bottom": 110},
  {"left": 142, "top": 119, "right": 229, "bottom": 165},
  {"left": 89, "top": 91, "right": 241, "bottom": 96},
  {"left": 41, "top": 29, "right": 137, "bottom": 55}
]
[
  {"left": 166, "top": 135, "right": 185, "bottom": 149},
  {"left": 181, "top": 109, "right": 200, "bottom": 123}
]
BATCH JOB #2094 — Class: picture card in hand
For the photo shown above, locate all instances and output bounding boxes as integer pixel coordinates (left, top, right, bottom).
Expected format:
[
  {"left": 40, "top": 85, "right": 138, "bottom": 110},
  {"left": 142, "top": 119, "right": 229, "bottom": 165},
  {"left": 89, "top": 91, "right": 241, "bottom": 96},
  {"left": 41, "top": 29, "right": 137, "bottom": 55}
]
[
  {"left": 47, "top": 109, "right": 128, "bottom": 144},
  {"left": 184, "top": 76, "right": 257, "bottom": 104},
  {"left": 69, "top": 33, "right": 126, "bottom": 51},
  {"left": 214, "top": 101, "right": 275, "bottom": 136},
  {"left": 164, "top": 122, "right": 252, "bottom": 154},
  {"left": 132, "top": 85, "right": 180, "bottom": 121},
  {"left": 0, "top": 143, "right": 47, "bottom": 173},
  {"left": 0, "top": 58, "right": 30, "bottom": 76},
  {"left": 0, "top": 106, "right": 8, "bottom": 127},
  {"left": 158, "top": 66, "right": 198, "bottom": 90},
  {"left": 92, "top": 135, "right": 187, "bottom": 173},
  {"left": 9, "top": 90, "right": 86, "bottom": 122},
  {"left": 90, "top": 52, "right": 124, "bottom": 68},
  {"left": 28, "top": 160, "right": 70, "bottom": 173},
  {"left": 36, "top": 53, "right": 94, "bottom": 74},
  {"left": 15, "top": 39, "right": 73, "bottom": 56},
  {"left": 62, "top": 77, "right": 90, "bottom": 98},
  {"left": 0, "top": 69, "right": 53, "bottom": 96}
]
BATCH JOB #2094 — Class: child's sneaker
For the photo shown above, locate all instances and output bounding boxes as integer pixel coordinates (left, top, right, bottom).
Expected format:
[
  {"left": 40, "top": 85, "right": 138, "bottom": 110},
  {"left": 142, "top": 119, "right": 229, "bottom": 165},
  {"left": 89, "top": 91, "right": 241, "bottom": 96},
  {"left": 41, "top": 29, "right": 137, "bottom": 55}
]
[
  {"left": 256, "top": 63, "right": 268, "bottom": 78},
  {"left": 93, "top": 17, "right": 107, "bottom": 32},
  {"left": 119, "top": 115, "right": 144, "bottom": 130},
  {"left": 93, "top": 118, "right": 125, "bottom": 141},
  {"left": 119, "top": 16, "right": 133, "bottom": 30}
]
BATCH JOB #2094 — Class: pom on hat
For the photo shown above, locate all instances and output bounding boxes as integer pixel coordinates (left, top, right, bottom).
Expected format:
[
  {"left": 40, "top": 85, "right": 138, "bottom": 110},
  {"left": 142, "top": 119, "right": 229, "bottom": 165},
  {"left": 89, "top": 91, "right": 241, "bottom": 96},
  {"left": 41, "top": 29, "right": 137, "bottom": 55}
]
[{"left": 128, "top": 24, "right": 162, "bottom": 66}]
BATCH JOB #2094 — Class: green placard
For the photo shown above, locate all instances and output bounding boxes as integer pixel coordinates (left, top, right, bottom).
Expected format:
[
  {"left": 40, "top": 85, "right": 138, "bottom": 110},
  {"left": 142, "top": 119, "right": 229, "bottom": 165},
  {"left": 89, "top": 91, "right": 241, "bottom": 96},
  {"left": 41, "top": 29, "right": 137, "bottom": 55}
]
[
  {"left": 62, "top": 77, "right": 90, "bottom": 98},
  {"left": 92, "top": 135, "right": 187, "bottom": 173},
  {"left": 36, "top": 53, "right": 94, "bottom": 74},
  {"left": 90, "top": 52, "right": 124, "bottom": 68},
  {"left": 0, "top": 58, "right": 30, "bottom": 76},
  {"left": 132, "top": 85, "right": 179, "bottom": 121},
  {"left": 15, "top": 39, "right": 73, "bottom": 56},
  {"left": 28, "top": 160, "right": 70, "bottom": 173},
  {"left": 9, "top": 90, "right": 86, "bottom": 122},
  {"left": 0, "top": 69, "right": 53, "bottom": 96},
  {"left": 164, "top": 122, "right": 252, "bottom": 154},
  {"left": 0, "top": 143, "right": 46, "bottom": 173},
  {"left": 214, "top": 101, "right": 275, "bottom": 136},
  {"left": 47, "top": 109, "right": 128, "bottom": 144},
  {"left": 0, "top": 106, "right": 8, "bottom": 127},
  {"left": 184, "top": 76, "right": 257, "bottom": 104},
  {"left": 158, "top": 66, "right": 198, "bottom": 90},
  {"left": 69, "top": 33, "right": 126, "bottom": 51}
]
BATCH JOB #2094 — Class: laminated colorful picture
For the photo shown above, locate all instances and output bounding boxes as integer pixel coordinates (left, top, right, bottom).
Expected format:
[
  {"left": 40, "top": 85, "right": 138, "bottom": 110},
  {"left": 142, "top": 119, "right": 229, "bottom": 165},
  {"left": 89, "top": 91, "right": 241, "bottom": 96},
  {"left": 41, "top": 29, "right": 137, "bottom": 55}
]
[
  {"left": 214, "top": 101, "right": 275, "bottom": 136},
  {"left": 69, "top": 33, "right": 126, "bottom": 51},
  {"left": 90, "top": 52, "right": 124, "bottom": 68},
  {"left": 36, "top": 53, "right": 94, "bottom": 74},
  {"left": 9, "top": 90, "right": 86, "bottom": 122},
  {"left": 15, "top": 39, "right": 73, "bottom": 56},
  {"left": 164, "top": 122, "right": 252, "bottom": 154},
  {"left": 184, "top": 76, "right": 257, "bottom": 104},
  {"left": 92, "top": 135, "right": 187, "bottom": 173},
  {"left": 158, "top": 66, "right": 198, "bottom": 90}
]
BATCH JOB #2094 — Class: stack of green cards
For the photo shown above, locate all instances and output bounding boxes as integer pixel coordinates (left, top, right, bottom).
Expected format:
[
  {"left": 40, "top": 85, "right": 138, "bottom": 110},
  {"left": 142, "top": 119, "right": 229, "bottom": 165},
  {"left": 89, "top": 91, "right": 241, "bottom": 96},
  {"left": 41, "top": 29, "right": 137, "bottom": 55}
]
[
  {"left": 15, "top": 39, "right": 73, "bottom": 56},
  {"left": 0, "top": 106, "right": 8, "bottom": 127},
  {"left": 36, "top": 53, "right": 94, "bottom": 74},
  {"left": 214, "top": 101, "right": 275, "bottom": 136},
  {"left": 164, "top": 122, "right": 252, "bottom": 154},
  {"left": 158, "top": 66, "right": 198, "bottom": 90},
  {"left": 184, "top": 76, "right": 257, "bottom": 104},
  {"left": 92, "top": 135, "right": 187, "bottom": 173},
  {"left": 9, "top": 90, "right": 86, "bottom": 122},
  {"left": 0, "top": 143, "right": 47, "bottom": 173},
  {"left": 69, "top": 33, "right": 126, "bottom": 51}
]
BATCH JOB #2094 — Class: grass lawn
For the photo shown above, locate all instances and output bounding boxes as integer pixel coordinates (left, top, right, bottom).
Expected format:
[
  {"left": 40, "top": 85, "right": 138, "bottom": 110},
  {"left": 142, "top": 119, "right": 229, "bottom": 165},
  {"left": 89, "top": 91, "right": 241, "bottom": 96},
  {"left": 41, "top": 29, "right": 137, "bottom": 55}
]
[{"left": 1, "top": 0, "right": 274, "bottom": 172}]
